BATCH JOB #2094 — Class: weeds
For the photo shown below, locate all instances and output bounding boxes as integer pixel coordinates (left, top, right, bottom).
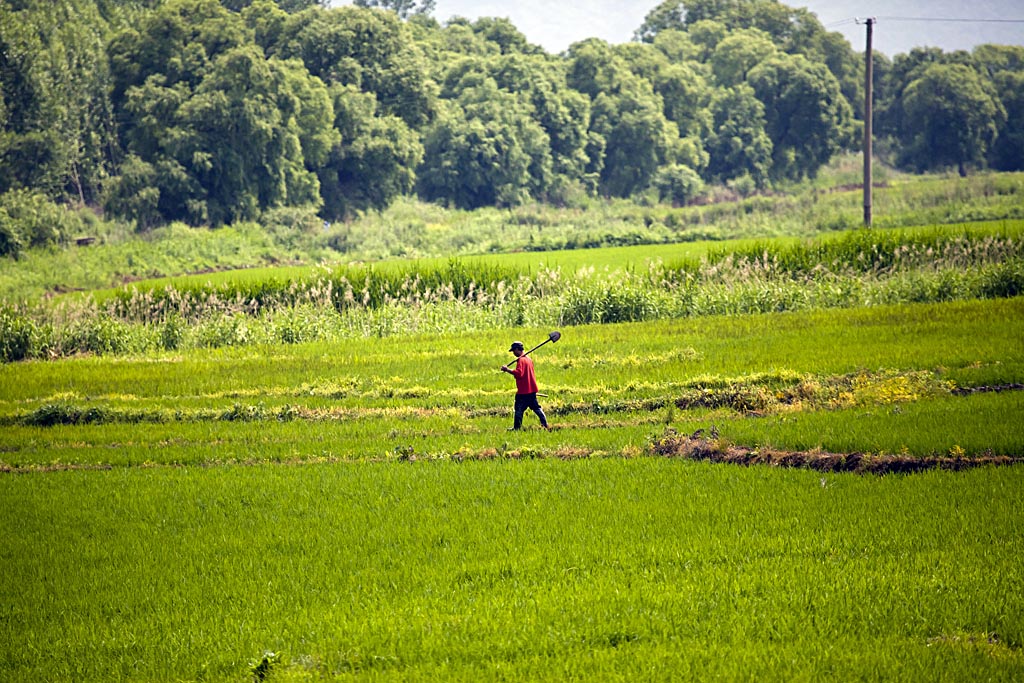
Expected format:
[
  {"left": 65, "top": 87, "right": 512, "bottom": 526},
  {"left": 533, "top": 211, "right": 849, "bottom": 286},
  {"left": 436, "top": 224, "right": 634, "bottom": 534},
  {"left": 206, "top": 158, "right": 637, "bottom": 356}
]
[
  {"left": 250, "top": 651, "right": 278, "bottom": 683},
  {"left": 0, "top": 306, "right": 43, "bottom": 361}
]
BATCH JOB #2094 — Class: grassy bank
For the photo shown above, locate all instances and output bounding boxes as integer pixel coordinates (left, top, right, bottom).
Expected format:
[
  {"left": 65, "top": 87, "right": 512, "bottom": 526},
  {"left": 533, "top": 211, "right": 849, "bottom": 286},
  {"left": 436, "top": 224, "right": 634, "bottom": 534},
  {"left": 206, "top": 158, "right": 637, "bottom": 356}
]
[{"left": 1, "top": 170, "right": 1022, "bottom": 303}]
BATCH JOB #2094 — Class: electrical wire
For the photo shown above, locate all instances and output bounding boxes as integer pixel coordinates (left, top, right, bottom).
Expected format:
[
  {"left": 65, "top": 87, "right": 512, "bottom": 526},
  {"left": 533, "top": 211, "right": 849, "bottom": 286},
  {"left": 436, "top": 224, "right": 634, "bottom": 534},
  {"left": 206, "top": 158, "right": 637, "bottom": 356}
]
[
  {"left": 825, "top": 16, "right": 1024, "bottom": 28},
  {"left": 824, "top": 18, "right": 859, "bottom": 28},
  {"left": 877, "top": 16, "right": 1024, "bottom": 24}
]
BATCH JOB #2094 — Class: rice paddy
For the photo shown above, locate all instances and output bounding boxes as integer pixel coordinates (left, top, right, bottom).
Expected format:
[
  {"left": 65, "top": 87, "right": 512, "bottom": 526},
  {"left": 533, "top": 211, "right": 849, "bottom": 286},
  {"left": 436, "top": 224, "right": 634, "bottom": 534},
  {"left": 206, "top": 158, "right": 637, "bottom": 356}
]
[{"left": 2, "top": 219, "right": 1023, "bottom": 680}]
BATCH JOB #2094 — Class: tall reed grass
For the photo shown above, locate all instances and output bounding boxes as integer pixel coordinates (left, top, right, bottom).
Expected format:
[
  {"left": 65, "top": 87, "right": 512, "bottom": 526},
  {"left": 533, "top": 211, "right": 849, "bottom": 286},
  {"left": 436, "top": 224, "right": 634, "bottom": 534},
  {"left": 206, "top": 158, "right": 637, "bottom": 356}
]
[{"left": 3, "top": 226, "right": 1022, "bottom": 361}]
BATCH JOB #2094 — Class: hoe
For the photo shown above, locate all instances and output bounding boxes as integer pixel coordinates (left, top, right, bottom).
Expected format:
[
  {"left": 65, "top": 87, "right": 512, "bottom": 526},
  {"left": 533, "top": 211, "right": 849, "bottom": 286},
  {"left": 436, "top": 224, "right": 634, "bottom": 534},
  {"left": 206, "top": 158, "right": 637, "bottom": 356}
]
[{"left": 504, "top": 330, "right": 561, "bottom": 369}]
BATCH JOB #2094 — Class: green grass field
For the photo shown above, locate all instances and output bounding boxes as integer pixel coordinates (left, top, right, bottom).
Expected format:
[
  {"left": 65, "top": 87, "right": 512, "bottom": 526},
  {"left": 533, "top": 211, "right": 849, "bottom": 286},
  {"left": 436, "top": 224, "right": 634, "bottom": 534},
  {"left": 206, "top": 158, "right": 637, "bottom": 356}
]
[
  {"left": 2, "top": 296, "right": 1024, "bottom": 680},
  {"left": 2, "top": 298, "right": 1023, "bottom": 467},
  {"left": 2, "top": 168, "right": 1022, "bottom": 304},
  {"left": 3, "top": 182, "right": 1024, "bottom": 681},
  {"left": 3, "top": 460, "right": 1023, "bottom": 681}
]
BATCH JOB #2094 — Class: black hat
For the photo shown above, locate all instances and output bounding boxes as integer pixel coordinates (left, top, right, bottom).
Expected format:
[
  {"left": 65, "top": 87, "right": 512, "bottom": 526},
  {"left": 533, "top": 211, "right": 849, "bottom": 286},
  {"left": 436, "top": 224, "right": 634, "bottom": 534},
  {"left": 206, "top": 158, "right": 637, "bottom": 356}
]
[{"left": 509, "top": 341, "right": 524, "bottom": 351}]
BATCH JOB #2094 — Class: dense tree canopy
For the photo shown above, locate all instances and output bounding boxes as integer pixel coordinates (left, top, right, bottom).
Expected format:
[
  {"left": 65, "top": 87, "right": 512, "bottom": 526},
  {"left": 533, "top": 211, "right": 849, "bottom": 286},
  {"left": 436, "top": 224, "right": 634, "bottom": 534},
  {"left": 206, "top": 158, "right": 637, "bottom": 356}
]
[
  {"left": 747, "top": 53, "right": 853, "bottom": 181},
  {"left": 989, "top": 71, "right": 1024, "bottom": 172},
  {"left": 419, "top": 76, "right": 551, "bottom": 209},
  {"left": 899, "top": 63, "right": 1005, "bottom": 176},
  {"left": 0, "top": 1, "right": 115, "bottom": 202},
  {"left": 318, "top": 85, "right": 422, "bottom": 219},
  {"left": 705, "top": 83, "right": 771, "bottom": 186},
  {"left": 1, "top": 0, "right": 1023, "bottom": 240}
]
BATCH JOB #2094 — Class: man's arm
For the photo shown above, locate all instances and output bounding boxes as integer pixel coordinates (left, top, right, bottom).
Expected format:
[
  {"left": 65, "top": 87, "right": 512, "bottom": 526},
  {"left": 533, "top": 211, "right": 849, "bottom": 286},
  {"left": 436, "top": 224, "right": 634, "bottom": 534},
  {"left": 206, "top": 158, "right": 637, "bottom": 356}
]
[{"left": 501, "top": 358, "right": 522, "bottom": 376}]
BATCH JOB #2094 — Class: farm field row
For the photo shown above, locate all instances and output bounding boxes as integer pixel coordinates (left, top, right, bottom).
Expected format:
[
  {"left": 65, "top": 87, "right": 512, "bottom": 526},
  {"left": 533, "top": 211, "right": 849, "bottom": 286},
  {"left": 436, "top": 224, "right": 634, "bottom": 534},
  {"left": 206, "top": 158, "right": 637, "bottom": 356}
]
[
  {"left": 2, "top": 391, "right": 1022, "bottom": 471},
  {"left": 4, "top": 169, "right": 1022, "bottom": 304},
  {"left": 2, "top": 297, "right": 1022, "bottom": 471},
  {"left": 5, "top": 219, "right": 1021, "bottom": 362},
  {"left": 4, "top": 297, "right": 1022, "bottom": 403}
]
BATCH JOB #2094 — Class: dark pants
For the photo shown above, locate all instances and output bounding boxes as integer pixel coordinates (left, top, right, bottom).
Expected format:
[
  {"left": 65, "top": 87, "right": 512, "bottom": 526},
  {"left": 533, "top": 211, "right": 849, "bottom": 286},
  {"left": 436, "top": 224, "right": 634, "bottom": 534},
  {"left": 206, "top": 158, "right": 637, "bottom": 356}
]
[{"left": 513, "top": 393, "right": 548, "bottom": 429}]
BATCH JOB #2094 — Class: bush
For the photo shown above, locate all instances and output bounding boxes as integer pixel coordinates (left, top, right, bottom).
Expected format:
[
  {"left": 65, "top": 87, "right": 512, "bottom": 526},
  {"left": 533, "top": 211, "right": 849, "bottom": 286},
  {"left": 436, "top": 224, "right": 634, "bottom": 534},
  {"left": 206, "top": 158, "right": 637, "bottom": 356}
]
[
  {"left": 557, "top": 283, "right": 666, "bottom": 325},
  {"left": 653, "top": 164, "right": 705, "bottom": 207},
  {"left": 63, "top": 314, "right": 142, "bottom": 356},
  {"left": 192, "top": 313, "right": 258, "bottom": 348},
  {"left": 0, "top": 216, "right": 24, "bottom": 258},
  {"left": 727, "top": 174, "right": 758, "bottom": 198},
  {"left": 0, "top": 307, "right": 39, "bottom": 362},
  {"left": 101, "top": 155, "right": 164, "bottom": 231},
  {"left": 979, "top": 259, "right": 1024, "bottom": 298},
  {"left": 0, "top": 189, "right": 83, "bottom": 252},
  {"left": 272, "top": 305, "right": 327, "bottom": 345},
  {"left": 20, "top": 403, "right": 109, "bottom": 426},
  {"left": 160, "top": 315, "right": 187, "bottom": 351},
  {"left": 260, "top": 206, "right": 324, "bottom": 250}
]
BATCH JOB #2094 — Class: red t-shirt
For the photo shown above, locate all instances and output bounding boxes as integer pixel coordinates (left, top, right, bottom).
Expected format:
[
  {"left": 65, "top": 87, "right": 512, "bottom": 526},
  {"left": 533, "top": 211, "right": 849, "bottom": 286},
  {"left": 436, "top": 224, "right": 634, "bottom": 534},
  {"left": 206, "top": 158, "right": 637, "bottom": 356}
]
[{"left": 511, "top": 355, "right": 539, "bottom": 394}]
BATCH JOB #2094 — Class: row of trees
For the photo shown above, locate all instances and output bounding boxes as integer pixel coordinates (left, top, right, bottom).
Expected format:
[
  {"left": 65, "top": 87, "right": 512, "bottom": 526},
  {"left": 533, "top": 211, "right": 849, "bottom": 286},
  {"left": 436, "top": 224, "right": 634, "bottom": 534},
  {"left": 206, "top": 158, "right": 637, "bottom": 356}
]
[{"left": 1, "top": 0, "right": 1022, "bottom": 238}]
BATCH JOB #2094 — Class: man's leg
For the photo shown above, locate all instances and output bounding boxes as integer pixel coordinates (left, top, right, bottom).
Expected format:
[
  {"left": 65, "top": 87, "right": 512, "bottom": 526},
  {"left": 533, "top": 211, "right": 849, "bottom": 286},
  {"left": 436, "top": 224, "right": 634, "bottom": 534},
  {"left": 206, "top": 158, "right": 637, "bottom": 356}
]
[
  {"left": 528, "top": 394, "right": 549, "bottom": 428},
  {"left": 513, "top": 394, "right": 528, "bottom": 430}
]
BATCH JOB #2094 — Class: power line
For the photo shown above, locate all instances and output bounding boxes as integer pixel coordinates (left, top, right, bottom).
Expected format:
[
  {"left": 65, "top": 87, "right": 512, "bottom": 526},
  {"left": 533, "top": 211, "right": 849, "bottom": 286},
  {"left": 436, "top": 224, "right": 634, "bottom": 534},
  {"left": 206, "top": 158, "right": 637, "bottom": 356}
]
[
  {"left": 877, "top": 16, "right": 1024, "bottom": 24},
  {"left": 825, "top": 16, "right": 1024, "bottom": 28}
]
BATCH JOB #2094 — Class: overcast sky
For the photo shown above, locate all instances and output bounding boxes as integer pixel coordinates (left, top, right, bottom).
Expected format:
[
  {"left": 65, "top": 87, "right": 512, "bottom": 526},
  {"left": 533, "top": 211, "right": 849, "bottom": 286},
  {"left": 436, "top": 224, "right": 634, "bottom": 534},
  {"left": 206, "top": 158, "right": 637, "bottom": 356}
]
[{"left": 417, "top": 0, "right": 1024, "bottom": 56}]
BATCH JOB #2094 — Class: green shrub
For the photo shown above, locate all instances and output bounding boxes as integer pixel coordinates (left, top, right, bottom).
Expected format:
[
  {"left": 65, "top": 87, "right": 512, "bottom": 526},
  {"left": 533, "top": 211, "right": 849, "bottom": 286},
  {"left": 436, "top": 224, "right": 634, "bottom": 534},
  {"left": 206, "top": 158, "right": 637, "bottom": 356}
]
[
  {"left": 192, "top": 313, "right": 258, "bottom": 348},
  {"left": 979, "top": 259, "right": 1024, "bottom": 298},
  {"left": 726, "top": 173, "right": 758, "bottom": 198},
  {"left": 102, "top": 155, "right": 164, "bottom": 230},
  {"left": 63, "top": 314, "right": 140, "bottom": 356},
  {"left": 557, "top": 283, "right": 666, "bottom": 325},
  {"left": 0, "top": 306, "right": 39, "bottom": 361},
  {"left": 260, "top": 206, "right": 324, "bottom": 250},
  {"left": 160, "top": 315, "right": 187, "bottom": 351},
  {"left": 20, "top": 403, "right": 110, "bottom": 426},
  {"left": 0, "top": 189, "right": 83, "bottom": 251},
  {"left": 220, "top": 403, "right": 269, "bottom": 421},
  {"left": 272, "top": 305, "right": 326, "bottom": 345},
  {"left": 0, "top": 216, "right": 24, "bottom": 258},
  {"left": 653, "top": 164, "right": 705, "bottom": 207}
]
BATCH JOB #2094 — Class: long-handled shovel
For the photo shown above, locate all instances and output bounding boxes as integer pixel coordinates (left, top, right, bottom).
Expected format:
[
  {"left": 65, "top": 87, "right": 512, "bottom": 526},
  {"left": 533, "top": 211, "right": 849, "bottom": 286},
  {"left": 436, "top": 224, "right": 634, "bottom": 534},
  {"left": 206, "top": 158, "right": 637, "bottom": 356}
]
[{"left": 504, "top": 330, "right": 561, "bottom": 369}]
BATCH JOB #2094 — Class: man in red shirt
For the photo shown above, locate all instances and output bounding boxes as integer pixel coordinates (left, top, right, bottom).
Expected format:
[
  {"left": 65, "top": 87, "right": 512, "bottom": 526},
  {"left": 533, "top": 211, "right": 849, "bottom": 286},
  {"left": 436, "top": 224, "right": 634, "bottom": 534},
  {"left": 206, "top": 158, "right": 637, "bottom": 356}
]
[{"left": 500, "top": 340, "right": 550, "bottom": 431}]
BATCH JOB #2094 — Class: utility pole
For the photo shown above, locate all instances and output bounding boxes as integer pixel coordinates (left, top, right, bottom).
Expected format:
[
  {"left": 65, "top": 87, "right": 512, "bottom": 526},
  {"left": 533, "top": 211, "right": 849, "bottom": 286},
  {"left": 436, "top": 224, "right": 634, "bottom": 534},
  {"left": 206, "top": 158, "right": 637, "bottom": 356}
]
[{"left": 861, "top": 17, "right": 875, "bottom": 227}]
